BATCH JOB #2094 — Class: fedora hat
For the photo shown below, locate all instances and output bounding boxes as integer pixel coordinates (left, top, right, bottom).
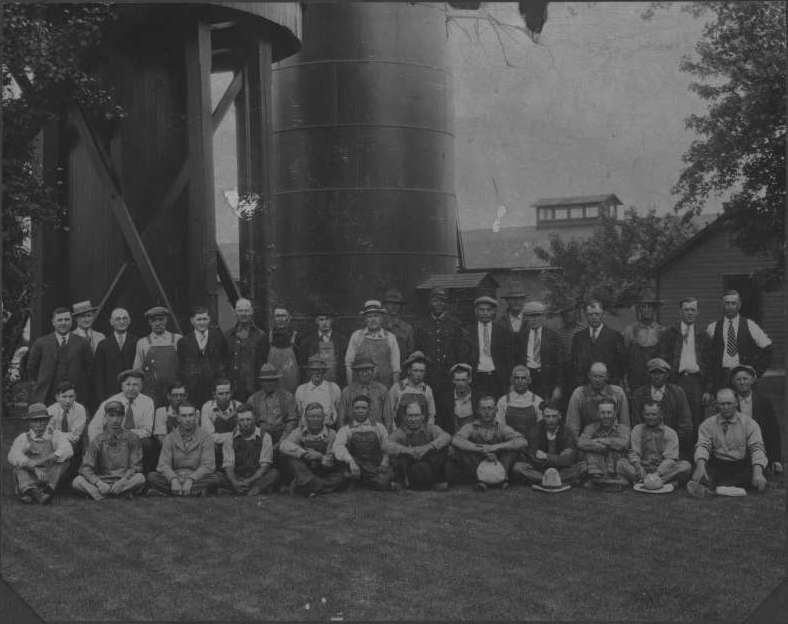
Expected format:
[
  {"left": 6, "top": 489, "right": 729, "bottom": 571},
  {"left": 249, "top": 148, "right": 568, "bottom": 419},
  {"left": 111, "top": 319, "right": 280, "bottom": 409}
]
[
  {"left": 71, "top": 300, "right": 98, "bottom": 317},
  {"left": 25, "top": 403, "right": 50, "bottom": 420},
  {"left": 531, "top": 467, "right": 571, "bottom": 493}
]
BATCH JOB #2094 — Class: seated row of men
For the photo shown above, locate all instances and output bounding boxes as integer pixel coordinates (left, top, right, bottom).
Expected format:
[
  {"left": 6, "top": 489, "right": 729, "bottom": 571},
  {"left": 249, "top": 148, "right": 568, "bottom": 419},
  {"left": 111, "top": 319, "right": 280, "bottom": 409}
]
[{"left": 9, "top": 366, "right": 770, "bottom": 501}]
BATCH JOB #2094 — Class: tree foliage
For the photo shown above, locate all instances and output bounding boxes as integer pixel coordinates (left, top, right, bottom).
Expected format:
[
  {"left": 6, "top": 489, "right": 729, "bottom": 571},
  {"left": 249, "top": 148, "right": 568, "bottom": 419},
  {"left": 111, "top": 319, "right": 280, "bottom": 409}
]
[
  {"left": 535, "top": 209, "right": 697, "bottom": 311},
  {"left": 672, "top": 2, "right": 786, "bottom": 285},
  {"left": 2, "top": 4, "right": 119, "bottom": 369}
]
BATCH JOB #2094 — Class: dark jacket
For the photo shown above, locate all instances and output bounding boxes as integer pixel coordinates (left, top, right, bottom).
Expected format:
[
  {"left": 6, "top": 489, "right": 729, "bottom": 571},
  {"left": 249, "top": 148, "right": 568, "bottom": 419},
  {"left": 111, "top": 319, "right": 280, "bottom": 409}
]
[
  {"left": 94, "top": 333, "right": 138, "bottom": 406},
  {"left": 517, "top": 325, "right": 564, "bottom": 398},
  {"left": 435, "top": 388, "right": 480, "bottom": 434},
  {"left": 296, "top": 330, "right": 349, "bottom": 387},
  {"left": 27, "top": 332, "right": 93, "bottom": 406},
  {"left": 742, "top": 391, "right": 782, "bottom": 466},
  {"left": 177, "top": 328, "right": 229, "bottom": 408},
  {"left": 658, "top": 324, "right": 713, "bottom": 392},
  {"left": 570, "top": 325, "right": 626, "bottom": 387},
  {"left": 630, "top": 383, "right": 694, "bottom": 454},
  {"left": 709, "top": 316, "right": 773, "bottom": 389},
  {"left": 526, "top": 421, "right": 579, "bottom": 469},
  {"left": 414, "top": 313, "right": 468, "bottom": 388},
  {"left": 466, "top": 321, "right": 514, "bottom": 391},
  {"left": 494, "top": 316, "right": 526, "bottom": 362},
  {"left": 225, "top": 324, "right": 269, "bottom": 401}
]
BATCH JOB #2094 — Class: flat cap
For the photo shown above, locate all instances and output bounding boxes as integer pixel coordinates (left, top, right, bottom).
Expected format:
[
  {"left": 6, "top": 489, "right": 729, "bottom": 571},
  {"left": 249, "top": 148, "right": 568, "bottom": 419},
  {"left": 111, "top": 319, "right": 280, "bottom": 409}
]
[
  {"left": 522, "top": 301, "right": 547, "bottom": 315},
  {"left": 382, "top": 288, "right": 406, "bottom": 304},
  {"left": 25, "top": 403, "right": 50, "bottom": 420},
  {"left": 646, "top": 358, "right": 671, "bottom": 373},
  {"left": 104, "top": 400, "right": 125, "bottom": 414},
  {"left": 351, "top": 357, "right": 376, "bottom": 370},
  {"left": 474, "top": 295, "right": 498, "bottom": 307},
  {"left": 257, "top": 363, "right": 282, "bottom": 380},
  {"left": 449, "top": 362, "right": 473, "bottom": 376},
  {"left": 306, "top": 354, "right": 329, "bottom": 370},
  {"left": 117, "top": 369, "right": 144, "bottom": 383},
  {"left": 729, "top": 364, "right": 757, "bottom": 380},
  {"left": 144, "top": 306, "right": 170, "bottom": 318},
  {"left": 428, "top": 288, "right": 448, "bottom": 300},
  {"left": 403, "top": 350, "right": 429, "bottom": 369}
]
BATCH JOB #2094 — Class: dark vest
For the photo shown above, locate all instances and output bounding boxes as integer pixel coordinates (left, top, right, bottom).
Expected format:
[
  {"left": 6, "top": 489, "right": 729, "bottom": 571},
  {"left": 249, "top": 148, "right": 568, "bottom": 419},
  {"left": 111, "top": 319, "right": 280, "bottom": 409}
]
[
  {"left": 711, "top": 317, "right": 758, "bottom": 371},
  {"left": 233, "top": 434, "right": 263, "bottom": 476}
]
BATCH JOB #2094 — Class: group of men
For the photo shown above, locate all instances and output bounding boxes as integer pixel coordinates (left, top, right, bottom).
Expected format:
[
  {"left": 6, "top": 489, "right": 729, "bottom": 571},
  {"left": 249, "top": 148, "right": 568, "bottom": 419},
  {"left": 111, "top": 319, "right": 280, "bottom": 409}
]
[{"left": 9, "top": 287, "right": 781, "bottom": 501}]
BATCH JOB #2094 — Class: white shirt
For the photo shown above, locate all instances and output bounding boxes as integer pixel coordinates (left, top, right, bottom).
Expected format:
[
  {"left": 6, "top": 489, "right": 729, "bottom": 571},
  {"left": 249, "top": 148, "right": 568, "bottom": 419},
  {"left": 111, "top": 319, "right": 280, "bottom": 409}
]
[
  {"left": 114, "top": 332, "right": 128, "bottom": 351},
  {"left": 508, "top": 314, "right": 523, "bottom": 334},
  {"left": 195, "top": 330, "right": 209, "bottom": 352},
  {"left": 46, "top": 401, "right": 87, "bottom": 446},
  {"left": 8, "top": 429, "right": 73, "bottom": 468},
  {"left": 73, "top": 327, "right": 105, "bottom": 353},
  {"left": 87, "top": 392, "right": 155, "bottom": 441},
  {"left": 706, "top": 315, "right": 772, "bottom": 368},
  {"left": 678, "top": 322, "right": 700, "bottom": 374},
  {"left": 650, "top": 386, "right": 666, "bottom": 402},
  {"left": 200, "top": 399, "right": 243, "bottom": 445},
  {"left": 589, "top": 325, "right": 602, "bottom": 341},
  {"left": 476, "top": 322, "right": 495, "bottom": 372},
  {"left": 526, "top": 327, "right": 542, "bottom": 369},
  {"left": 738, "top": 393, "right": 753, "bottom": 418},
  {"left": 294, "top": 380, "right": 342, "bottom": 427}
]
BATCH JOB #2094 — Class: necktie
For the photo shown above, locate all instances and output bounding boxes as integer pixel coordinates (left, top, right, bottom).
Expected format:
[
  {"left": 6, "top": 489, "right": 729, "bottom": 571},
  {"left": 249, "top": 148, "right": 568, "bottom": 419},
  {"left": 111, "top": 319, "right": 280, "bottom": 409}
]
[
  {"left": 591, "top": 328, "right": 598, "bottom": 344},
  {"left": 532, "top": 329, "right": 541, "bottom": 366},
  {"left": 87, "top": 329, "right": 92, "bottom": 344},
  {"left": 59, "top": 336, "right": 67, "bottom": 348},
  {"left": 482, "top": 323, "right": 491, "bottom": 356},
  {"left": 124, "top": 399, "right": 135, "bottom": 430},
  {"left": 726, "top": 321, "right": 737, "bottom": 356},
  {"left": 117, "top": 333, "right": 125, "bottom": 350},
  {"left": 61, "top": 407, "right": 69, "bottom": 433},
  {"left": 682, "top": 328, "right": 689, "bottom": 344}
]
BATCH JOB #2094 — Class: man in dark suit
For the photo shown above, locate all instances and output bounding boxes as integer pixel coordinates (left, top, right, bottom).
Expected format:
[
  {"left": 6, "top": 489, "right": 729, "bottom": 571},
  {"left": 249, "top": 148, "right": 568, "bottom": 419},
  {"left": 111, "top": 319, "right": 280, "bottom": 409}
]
[
  {"left": 94, "top": 307, "right": 138, "bottom": 406},
  {"left": 466, "top": 295, "right": 512, "bottom": 399},
  {"left": 495, "top": 289, "right": 527, "bottom": 363},
  {"left": 730, "top": 365, "right": 782, "bottom": 474},
  {"left": 520, "top": 301, "right": 563, "bottom": 402},
  {"left": 570, "top": 300, "right": 625, "bottom": 388},
  {"left": 27, "top": 307, "right": 93, "bottom": 406},
  {"left": 177, "top": 306, "right": 229, "bottom": 410},
  {"left": 225, "top": 298, "right": 269, "bottom": 401},
  {"left": 657, "top": 296, "right": 713, "bottom": 442},
  {"left": 297, "top": 304, "right": 348, "bottom": 387}
]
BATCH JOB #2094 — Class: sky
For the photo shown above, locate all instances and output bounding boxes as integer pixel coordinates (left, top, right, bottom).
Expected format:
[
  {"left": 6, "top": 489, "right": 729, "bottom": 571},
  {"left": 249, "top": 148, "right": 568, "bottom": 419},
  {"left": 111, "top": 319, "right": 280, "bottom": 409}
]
[{"left": 214, "top": 1, "right": 718, "bottom": 243}]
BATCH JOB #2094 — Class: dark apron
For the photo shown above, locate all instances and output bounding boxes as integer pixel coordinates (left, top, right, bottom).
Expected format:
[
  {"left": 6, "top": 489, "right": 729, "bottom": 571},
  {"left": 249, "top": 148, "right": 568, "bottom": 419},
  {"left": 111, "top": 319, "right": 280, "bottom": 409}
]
[
  {"left": 268, "top": 330, "right": 299, "bottom": 393},
  {"left": 356, "top": 335, "right": 393, "bottom": 386},
  {"left": 348, "top": 429, "right": 383, "bottom": 474},
  {"left": 142, "top": 335, "right": 179, "bottom": 407}
]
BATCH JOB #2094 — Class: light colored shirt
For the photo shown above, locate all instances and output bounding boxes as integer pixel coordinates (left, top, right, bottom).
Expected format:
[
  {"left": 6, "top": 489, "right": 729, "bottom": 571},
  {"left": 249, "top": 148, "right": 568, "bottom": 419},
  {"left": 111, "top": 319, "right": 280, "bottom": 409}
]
[
  {"left": 80, "top": 430, "right": 142, "bottom": 482},
  {"left": 194, "top": 329, "right": 208, "bottom": 352},
  {"left": 678, "top": 322, "right": 700, "bottom": 374},
  {"left": 565, "top": 384, "right": 630, "bottom": 437},
  {"left": 113, "top": 332, "right": 129, "bottom": 351},
  {"left": 73, "top": 327, "right": 105, "bottom": 353},
  {"left": 706, "top": 316, "right": 772, "bottom": 368},
  {"left": 157, "top": 427, "right": 215, "bottom": 481},
  {"left": 200, "top": 399, "right": 242, "bottom": 445},
  {"left": 153, "top": 405, "right": 178, "bottom": 437},
  {"left": 453, "top": 391, "right": 474, "bottom": 426},
  {"left": 508, "top": 314, "right": 523, "bottom": 334},
  {"left": 8, "top": 429, "right": 73, "bottom": 467},
  {"left": 476, "top": 322, "right": 495, "bottom": 371},
  {"left": 333, "top": 420, "right": 389, "bottom": 465},
  {"left": 46, "top": 401, "right": 87, "bottom": 445},
  {"left": 650, "top": 385, "right": 665, "bottom": 402},
  {"left": 495, "top": 391, "right": 543, "bottom": 428},
  {"left": 695, "top": 412, "right": 767, "bottom": 467},
  {"left": 221, "top": 426, "right": 273, "bottom": 470},
  {"left": 383, "top": 380, "right": 436, "bottom": 431},
  {"left": 87, "top": 392, "right": 155, "bottom": 441},
  {"left": 526, "top": 327, "right": 542, "bottom": 368},
  {"left": 344, "top": 328, "right": 401, "bottom": 380},
  {"left": 628, "top": 423, "right": 679, "bottom": 474},
  {"left": 337, "top": 381, "right": 388, "bottom": 427},
  {"left": 294, "top": 380, "right": 342, "bottom": 427},
  {"left": 279, "top": 425, "right": 337, "bottom": 460},
  {"left": 383, "top": 424, "right": 451, "bottom": 455},
  {"left": 133, "top": 331, "right": 183, "bottom": 369}
]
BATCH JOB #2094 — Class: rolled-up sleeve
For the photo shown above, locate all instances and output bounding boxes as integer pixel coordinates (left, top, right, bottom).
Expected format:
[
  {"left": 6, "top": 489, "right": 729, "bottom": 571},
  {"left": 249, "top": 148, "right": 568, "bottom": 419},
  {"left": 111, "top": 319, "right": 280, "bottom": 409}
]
[
  {"left": 746, "top": 419, "right": 768, "bottom": 468},
  {"left": 259, "top": 433, "right": 274, "bottom": 467},
  {"left": 694, "top": 419, "right": 714, "bottom": 463},
  {"left": 52, "top": 431, "right": 74, "bottom": 462},
  {"left": 279, "top": 428, "right": 306, "bottom": 459},
  {"left": 8, "top": 434, "right": 31, "bottom": 468},
  {"left": 332, "top": 426, "right": 353, "bottom": 464}
]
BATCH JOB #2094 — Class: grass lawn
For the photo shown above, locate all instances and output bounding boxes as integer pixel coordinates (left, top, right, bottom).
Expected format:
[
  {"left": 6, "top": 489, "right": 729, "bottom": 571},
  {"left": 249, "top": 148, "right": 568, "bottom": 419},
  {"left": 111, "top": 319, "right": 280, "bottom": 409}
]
[{"left": 1, "top": 418, "right": 785, "bottom": 622}]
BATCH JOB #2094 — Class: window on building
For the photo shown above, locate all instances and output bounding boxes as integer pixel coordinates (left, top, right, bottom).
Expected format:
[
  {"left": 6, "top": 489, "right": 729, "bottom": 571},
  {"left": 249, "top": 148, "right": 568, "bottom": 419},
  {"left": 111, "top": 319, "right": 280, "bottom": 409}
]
[
  {"left": 569, "top": 207, "right": 583, "bottom": 219},
  {"left": 585, "top": 205, "right": 599, "bottom": 218},
  {"left": 556, "top": 208, "right": 569, "bottom": 220},
  {"left": 539, "top": 208, "right": 552, "bottom": 221},
  {"left": 723, "top": 275, "right": 762, "bottom": 323}
]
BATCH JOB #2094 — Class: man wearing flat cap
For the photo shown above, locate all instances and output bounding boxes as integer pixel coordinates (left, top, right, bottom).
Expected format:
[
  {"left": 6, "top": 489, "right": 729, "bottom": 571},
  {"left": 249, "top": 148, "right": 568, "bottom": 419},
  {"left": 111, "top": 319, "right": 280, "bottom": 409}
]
[
  {"left": 337, "top": 357, "right": 388, "bottom": 427},
  {"left": 296, "top": 303, "right": 347, "bottom": 387},
  {"left": 414, "top": 288, "right": 468, "bottom": 395},
  {"left": 27, "top": 306, "right": 93, "bottom": 406},
  {"left": 8, "top": 403, "right": 73, "bottom": 503},
  {"left": 495, "top": 288, "right": 527, "bottom": 336},
  {"left": 630, "top": 358, "right": 693, "bottom": 458},
  {"left": 622, "top": 292, "right": 665, "bottom": 392},
  {"left": 225, "top": 298, "right": 269, "bottom": 401},
  {"left": 73, "top": 400, "right": 146, "bottom": 500},
  {"left": 520, "top": 301, "right": 563, "bottom": 402},
  {"left": 382, "top": 288, "right": 415, "bottom": 365},
  {"left": 248, "top": 363, "right": 299, "bottom": 447},
  {"left": 465, "top": 294, "right": 512, "bottom": 399},
  {"left": 134, "top": 306, "right": 182, "bottom": 408},
  {"left": 383, "top": 351, "right": 436, "bottom": 432},
  {"left": 71, "top": 300, "right": 106, "bottom": 354},
  {"left": 295, "top": 355, "right": 342, "bottom": 429},
  {"left": 87, "top": 369, "right": 158, "bottom": 472},
  {"left": 730, "top": 365, "right": 782, "bottom": 474},
  {"left": 344, "top": 300, "right": 401, "bottom": 387}
]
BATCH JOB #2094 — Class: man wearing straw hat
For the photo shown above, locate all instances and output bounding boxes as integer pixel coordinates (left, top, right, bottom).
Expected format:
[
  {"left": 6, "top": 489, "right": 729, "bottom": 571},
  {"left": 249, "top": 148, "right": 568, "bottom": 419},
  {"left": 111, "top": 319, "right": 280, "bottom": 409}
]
[
  {"left": 71, "top": 299, "right": 105, "bottom": 354},
  {"left": 344, "top": 299, "right": 401, "bottom": 387},
  {"left": 8, "top": 403, "right": 73, "bottom": 504}
]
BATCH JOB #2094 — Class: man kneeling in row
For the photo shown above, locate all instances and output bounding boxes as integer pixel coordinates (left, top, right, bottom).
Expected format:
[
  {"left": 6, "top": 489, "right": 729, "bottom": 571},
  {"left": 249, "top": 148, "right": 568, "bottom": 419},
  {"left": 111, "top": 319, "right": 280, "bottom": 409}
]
[
  {"left": 73, "top": 400, "right": 146, "bottom": 500},
  {"left": 280, "top": 402, "right": 346, "bottom": 497}
]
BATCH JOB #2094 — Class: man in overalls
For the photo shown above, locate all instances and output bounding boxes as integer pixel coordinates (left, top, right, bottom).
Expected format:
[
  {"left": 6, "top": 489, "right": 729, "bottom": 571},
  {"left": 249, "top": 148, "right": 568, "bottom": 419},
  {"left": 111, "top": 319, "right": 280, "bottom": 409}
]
[
  {"left": 495, "top": 365, "right": 544, "bottom": 438},
  {"left": 134, "top": 306, "right": 182, "bottom": 408},
  {"left": 446, "top": 395, "right": 528, "bottom": 491},
  {"left": 344, "top": 300, "right": 401, "bottom": 388},
  {"left": 295, "top": 355, "right": 342, "bottom": 429},
  {"left": 384, "top": 401, "right": 451, "bottom": 491},
  {"left": 382, "top": 350, "right": 436, "bottom": 431},
  {"left": 623, "top": 294, "right": 665, "bottom": 393},
  {"left": 333, "top": 395, "right": 396, "bottom": 490},
  {"left": 279, "top": 402, "right": 347, "bottom": 497},
  {"left": 266, "top": 305, "right": 301, "bottom": 394},
  {"left": 296, "top": 304, "right": 348, "bottom": 387},
  {"left": 216, "top": 404, "right": 279, "bottom": 496},
  {"left": 7, "top": 403, "right": 73, "bottom": 503},
  {"left": 337, "top": 357, "right": 389, "bottom": 427}
]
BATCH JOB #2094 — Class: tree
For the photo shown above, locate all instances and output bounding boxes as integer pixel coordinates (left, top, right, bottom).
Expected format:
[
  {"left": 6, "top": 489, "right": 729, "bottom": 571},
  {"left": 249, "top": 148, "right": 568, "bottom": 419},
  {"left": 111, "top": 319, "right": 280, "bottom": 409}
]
[
  {"left": 669, "top": 2, "right": 786, "bottom": 286},
  {"left": 535, "top": 209, "right": 697, "bottom": 311},
  {"left": 2, "top": 4, "right": 120, "bottom": 373}
]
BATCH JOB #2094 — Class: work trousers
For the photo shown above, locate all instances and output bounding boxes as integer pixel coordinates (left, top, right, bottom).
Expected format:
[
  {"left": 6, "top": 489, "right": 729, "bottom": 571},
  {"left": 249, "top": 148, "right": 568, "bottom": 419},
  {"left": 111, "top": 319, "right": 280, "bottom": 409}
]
[
  {"left": 391, "top": 448, "right": 448, "bottom": 489},
  {"left": 286, "top": 457, "right": 347, "bottom": 496},
  {"left": 146, "top": 471, "right": 220, "bottom": 495},
  {"left": 445, "top": 449, "right": 517, "bottom": 485},
  {"left": 14, "top": 462, "right": 69, "bottom": 495},
  {"left": 72, "top": 473, "right": 146, "bottom": 498},
  {"left": 702, "top": 457, "right": 756, "bottom": 489},
  {"left": 511, "top": 460, "right": 587, "bottom": 486},
  {"left": 616, "top": 459, "right": 692, "bottom": 485},
  {"left": 216, "top": 468, "right": 280, "bottom": 495}
]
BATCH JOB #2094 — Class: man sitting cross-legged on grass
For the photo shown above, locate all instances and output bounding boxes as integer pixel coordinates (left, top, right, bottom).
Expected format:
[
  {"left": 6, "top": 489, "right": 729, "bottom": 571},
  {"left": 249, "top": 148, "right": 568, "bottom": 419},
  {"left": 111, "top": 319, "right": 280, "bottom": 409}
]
[
  {"left": 686, "top": 388, "right": 768, "bottom": 498},
  {"left": 72, "top": 400, "right": 146, "bottom": 500},
  {"left": 147, "top": 402, "right": 219, "bottom": 496},
  {"left": 332, "top": 395, "right": 396, "bottom": 491},
  {"left": 8, "top": 403, "right": 73, "bottom": 504},
  {"left": 383, "top": 400, "right": 451, "bottom": 491},
  {"left": 511, "top": 401, "right": 586, "bottom": 487},
  {"left": 446, "top": 395, "right": 528, "bottom": 491},
  {"left": 279, "top": 402, "right": 346, "bottom": 497},
  {"left": 616, "top": 401, "right": 691, "bottom": 492},
  {"left": 216, "top": 404, "right": 279, "bottom": 496},
  {"left": 577, "top": 399, "right": 630, "bottom": 491}
]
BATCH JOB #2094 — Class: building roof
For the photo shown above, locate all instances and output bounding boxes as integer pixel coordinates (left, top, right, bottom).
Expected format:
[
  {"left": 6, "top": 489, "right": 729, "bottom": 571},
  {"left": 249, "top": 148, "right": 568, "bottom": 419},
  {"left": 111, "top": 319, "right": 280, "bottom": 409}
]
[
  {"left": 656, "top": 213, "right": 727, "bottom": 271},
  {"left": 533, "top": 194, "right": 622, "bottom": 208},
  {"left": 417, "top": 272, "right": 497, "bottom": 290}
]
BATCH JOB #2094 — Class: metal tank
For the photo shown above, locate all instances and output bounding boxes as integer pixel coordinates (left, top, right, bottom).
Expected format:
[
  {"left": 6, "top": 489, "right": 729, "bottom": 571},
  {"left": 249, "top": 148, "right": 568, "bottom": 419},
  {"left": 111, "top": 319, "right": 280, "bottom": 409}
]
[{"left": 268, "top": 1, "right": 457, "bottom": 323}]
